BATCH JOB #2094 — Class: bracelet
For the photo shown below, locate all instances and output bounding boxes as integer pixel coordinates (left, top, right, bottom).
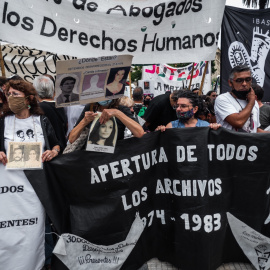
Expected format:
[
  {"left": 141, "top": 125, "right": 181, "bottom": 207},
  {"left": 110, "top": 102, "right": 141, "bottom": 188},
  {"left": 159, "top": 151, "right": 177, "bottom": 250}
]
[{"left": 52, "top": 148, "right": 60, "bottom": 153}]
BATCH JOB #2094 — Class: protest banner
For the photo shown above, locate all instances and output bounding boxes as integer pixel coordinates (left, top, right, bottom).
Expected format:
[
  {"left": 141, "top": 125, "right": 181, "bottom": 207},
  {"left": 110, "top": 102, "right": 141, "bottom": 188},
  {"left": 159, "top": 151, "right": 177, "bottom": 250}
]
[
  {"left": 0, "top": 1, "right": 226, "bottom": 64},
  {"left": 55, "top": 55, "right": 132, "bottom": 107},
  {"left": 228, "top": 213, "right": 270, "bottom": 270},
  {"left": 221, "top": 6, "right": 270, "bottom": 101},
  {"left": 139, "top": 62, "right": 211, "bottom": 97},
  {"left": 23, "top": 128, "right": 270, "bottom": 270},
  {"left": 0, "top": 43, "right": 76, "bottom": 82},
  {"left": 0, "top": 164, "right": 45, "bottom": 269}
]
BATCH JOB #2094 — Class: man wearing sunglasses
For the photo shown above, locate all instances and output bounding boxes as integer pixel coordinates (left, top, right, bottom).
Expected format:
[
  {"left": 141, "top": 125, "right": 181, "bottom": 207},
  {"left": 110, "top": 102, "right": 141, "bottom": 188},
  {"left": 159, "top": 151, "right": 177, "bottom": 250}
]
[{"left": 215, "top": 65, "right": 264, "bottom": 133}]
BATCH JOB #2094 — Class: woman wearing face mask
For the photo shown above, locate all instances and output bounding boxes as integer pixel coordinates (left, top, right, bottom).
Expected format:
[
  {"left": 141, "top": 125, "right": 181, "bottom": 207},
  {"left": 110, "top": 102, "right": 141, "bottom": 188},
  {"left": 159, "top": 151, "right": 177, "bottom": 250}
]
[
  {"left": 68, "top": 98, "right": 144, "bottom": 151},
  {"left": 156, "top": 90, "right": 220, "bottom": 131},
  {"left": 0, "top": 80, "right": 60, "bottom": 270}
]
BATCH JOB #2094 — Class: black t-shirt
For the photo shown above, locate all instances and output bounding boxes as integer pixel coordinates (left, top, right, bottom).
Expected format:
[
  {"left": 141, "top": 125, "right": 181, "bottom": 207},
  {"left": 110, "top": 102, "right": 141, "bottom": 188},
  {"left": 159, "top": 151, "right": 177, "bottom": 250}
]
[
  {"left": 76, "top": 104, "right": 138, "bottom": 140},
  {"left": 39, "top": 101, "right": 67, "bottom": 149},
  {"left": 144, "top": 92, "right": 177, "bottom": 131}
]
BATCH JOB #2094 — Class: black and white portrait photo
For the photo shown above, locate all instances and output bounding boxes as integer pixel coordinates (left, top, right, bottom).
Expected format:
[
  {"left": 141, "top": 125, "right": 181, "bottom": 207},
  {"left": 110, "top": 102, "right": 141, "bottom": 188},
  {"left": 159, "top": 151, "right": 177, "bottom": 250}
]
[
  {"left": 55, "top": 73, "right": 80, "bottom": 106},
  {"left": 86, "top": 114, "right": 118, "bottom": 153},
  {"left": 6, "top": 142, "right": 42, "bottom": 170}
]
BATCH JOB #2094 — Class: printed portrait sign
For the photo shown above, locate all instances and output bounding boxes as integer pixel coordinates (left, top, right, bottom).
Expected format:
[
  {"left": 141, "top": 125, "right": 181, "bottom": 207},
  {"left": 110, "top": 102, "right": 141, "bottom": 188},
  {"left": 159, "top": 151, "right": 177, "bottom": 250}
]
[
  {"left": 6, "top": 142, "right": 43, "bottom": 170},
  {"left": 105, "top": 67, "right": 131, "bottom": 99},
  {"left": 86, "top": 113, "right": 118, "bottom": 154},
  {"left": 55, "top": 55, "right": 133, "bottom": 107},
  {"left": 55, "top": 73, "right": 81, "bottom": 107},
  {"left": 80, "top": 73, "right": 107, "bottom": 101}
]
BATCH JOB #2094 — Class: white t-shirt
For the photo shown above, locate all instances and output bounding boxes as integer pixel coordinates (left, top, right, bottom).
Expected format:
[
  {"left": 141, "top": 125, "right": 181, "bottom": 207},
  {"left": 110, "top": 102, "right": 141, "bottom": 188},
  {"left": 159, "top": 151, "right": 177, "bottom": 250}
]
[
  {"left": 214, "top": 92, "right": 260, "bottom": 133},
  {"left": 4, "top": 115, "right": 45, "bottom": 151}
]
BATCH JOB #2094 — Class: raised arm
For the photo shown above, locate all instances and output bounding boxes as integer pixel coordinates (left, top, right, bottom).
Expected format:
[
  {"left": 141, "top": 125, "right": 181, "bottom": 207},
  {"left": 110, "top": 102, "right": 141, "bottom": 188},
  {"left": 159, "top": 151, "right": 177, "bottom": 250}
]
[
  {"left": 69, "top": 111, "right": 98, "bottom": 143},
  {"left": 99, "top": 109, "right": 144, "bottom": 138}
]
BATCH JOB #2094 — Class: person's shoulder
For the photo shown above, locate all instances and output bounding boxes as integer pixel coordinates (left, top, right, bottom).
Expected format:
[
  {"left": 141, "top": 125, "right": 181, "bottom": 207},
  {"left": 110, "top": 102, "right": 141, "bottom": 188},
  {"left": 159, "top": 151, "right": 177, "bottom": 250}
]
[
  {"left": 216, "top": 92, "right": 230, "bottom": 101},
  {"left": 197, "top": 119, "right": 210, "bottom": 127}
]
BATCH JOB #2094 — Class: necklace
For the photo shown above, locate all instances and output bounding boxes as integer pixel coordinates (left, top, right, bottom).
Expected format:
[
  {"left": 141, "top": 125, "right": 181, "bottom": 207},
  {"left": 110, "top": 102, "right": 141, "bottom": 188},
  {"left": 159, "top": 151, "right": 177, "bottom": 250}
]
[
  {"left": 230, "top": 92, "right": 244, "bottom": 111},
  {"left": 12, "top": 115, "right": 37, "bottom": 142}
]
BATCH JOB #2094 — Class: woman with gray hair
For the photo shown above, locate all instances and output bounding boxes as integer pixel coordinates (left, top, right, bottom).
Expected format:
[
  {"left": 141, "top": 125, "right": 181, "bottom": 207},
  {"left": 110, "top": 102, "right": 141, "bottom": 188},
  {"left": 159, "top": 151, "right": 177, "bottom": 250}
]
[{"left": 33, "top": 75, "right": 67, "bottom": 149}]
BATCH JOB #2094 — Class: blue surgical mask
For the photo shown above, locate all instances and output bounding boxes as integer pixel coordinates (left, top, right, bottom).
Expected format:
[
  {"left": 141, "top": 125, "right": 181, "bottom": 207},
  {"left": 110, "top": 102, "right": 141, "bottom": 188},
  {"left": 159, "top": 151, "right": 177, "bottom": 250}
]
[
  {"left": 98, "top": 100, "right": 112, "bottom": 106},
  {"left": 176, "top": 108, "right": 194, "bottom": 122}
]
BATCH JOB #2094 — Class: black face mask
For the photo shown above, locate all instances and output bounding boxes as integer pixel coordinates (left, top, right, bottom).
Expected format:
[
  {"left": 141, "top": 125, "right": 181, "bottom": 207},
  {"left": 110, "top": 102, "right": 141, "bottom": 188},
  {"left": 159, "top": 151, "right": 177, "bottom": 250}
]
[{"left": 231, "top": 88, "right": 251, "bottom": 100}]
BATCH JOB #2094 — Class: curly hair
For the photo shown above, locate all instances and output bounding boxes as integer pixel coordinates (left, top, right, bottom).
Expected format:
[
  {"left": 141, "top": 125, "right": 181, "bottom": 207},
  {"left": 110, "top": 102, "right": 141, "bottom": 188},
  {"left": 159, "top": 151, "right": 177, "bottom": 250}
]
[
  {"left": 176, "top": 90, "right": 204, "bottom": 118},
  {"left": 89, "top": 119, "right": 116, "bottom": 147},
  {"left": 1, "top": 80, "right": 43, "bottom": 117}
]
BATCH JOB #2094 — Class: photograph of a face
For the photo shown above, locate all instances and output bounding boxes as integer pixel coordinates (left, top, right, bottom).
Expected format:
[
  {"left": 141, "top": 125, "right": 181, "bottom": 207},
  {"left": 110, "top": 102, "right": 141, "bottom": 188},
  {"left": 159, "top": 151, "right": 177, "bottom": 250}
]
[
  {"left": 55, "top": 73, "right": 81, "bottom": 107},
  {"left": 6, "top": 142, "right": 43, "bottom": 170},
  {"left": 86, "top": 114, "right": 118, "bottom": 154}
]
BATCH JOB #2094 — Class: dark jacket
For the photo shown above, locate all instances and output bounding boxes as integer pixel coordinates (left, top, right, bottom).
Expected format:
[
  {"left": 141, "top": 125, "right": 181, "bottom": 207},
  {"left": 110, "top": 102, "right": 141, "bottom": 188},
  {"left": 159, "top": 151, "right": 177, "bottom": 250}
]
[{"left": 0, "top": 115, "right": 60, "bottom": 153}]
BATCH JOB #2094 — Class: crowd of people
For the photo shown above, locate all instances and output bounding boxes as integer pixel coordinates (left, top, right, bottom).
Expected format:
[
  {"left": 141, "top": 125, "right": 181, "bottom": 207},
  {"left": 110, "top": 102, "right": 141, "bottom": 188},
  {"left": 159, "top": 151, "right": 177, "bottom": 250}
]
[{"left": 0, "top": 64, "right": 270, "bottom": 269}]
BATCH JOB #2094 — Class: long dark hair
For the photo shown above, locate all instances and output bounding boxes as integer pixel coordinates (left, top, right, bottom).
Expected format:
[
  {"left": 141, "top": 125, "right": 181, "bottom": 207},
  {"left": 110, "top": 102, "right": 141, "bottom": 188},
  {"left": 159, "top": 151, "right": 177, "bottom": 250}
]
[
  {"left": 89, "top": 118, "right": 116, "bottom": 146},
  {"left": 106, "top": 67, "right": 130, "bottom": 85},
  {"left": 1, "top": 80, "right": 43, "bottom": 117}
]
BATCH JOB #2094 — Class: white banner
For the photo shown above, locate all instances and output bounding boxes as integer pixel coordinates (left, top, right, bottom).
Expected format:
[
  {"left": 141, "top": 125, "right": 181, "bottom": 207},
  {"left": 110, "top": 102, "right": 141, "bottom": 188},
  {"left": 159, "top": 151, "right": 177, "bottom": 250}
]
[
  {"left": 227, "top": 212, "right": 270, "bottom": 270},
  {"left": 53, "top": 214, "right": 144, "bottom": 270},
  {"left": 0, "top": 43, "right": 76, "bottom": 82},
  {"left": 0, "top": 0, "right": 226, "bottom": 64},
  {"left": 139, "top": 62, "right": 211, "bottom": 96},
  {"left": 0, "top": 164, "right": 45, "bottom": 270}
]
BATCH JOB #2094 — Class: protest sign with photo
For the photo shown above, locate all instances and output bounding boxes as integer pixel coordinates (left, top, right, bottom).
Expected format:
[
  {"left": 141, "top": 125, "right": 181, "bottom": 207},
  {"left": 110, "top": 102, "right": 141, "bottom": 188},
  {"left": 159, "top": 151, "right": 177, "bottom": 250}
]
[
  {"left": 221, "top": 6, "right": 270, "bottom": 101},
  {"left": 24, "top": 128, "right": 270, "bottom": 270},
  {"left": 55, "top": 55, "right": 133, "bottom": 107},
  {"left": 0, "top": 1, "right": 226, "bottom": 64},
  {"left": 86, "top": 114, "right": 118, "bottom": 154},
  {"left": 6, "top": 142, "right": 42, "bottom": 170},
  {"left": 139, "top": 62, "right": 211, "bottom": 97}
]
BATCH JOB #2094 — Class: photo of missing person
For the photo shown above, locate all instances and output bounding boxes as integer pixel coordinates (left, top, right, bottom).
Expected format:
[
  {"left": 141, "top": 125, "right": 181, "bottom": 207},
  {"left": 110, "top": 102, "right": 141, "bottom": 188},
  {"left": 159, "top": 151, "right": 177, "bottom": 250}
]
[
  {"left": 80, "top": 73, "right": 107, "bottom": 100},
  {"left": 6, "top": 142, "right": 42, "bottom": 170},
  {"left": 25, "top": 146, "right": 41, "bottom": 168},
  {"left": 86, "top": 115, "right": 118, "bottom": 153},
  {"left": 144, "top": 81, "right": 150, "bottom": 90},
  {"left": 105, "top": 67, "right": 130, "bottom": 98},
  {"left": 55, "top": 73, "right": 80, "bottom": 106}
]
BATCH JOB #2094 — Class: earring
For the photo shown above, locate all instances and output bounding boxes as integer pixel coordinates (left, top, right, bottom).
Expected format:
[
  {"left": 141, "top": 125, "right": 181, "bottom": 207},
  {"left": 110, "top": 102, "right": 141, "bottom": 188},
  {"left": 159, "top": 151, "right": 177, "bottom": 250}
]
[{"left": 28, "top": 105, "right": 31, "bottom": 110}]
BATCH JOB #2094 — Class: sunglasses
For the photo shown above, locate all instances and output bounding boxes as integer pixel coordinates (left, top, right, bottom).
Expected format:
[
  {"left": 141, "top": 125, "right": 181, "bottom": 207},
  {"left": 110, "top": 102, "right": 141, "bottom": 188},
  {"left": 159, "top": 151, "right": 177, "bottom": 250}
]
[{"left": 232, "top": 77, "right": 252, "bottom": 84}]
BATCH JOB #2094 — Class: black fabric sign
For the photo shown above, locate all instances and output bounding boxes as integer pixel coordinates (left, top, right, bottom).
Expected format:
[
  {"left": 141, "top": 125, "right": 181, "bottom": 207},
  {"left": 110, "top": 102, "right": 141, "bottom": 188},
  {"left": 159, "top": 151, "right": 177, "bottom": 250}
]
[
  {"left": 25, "top": 128, "right": 270, "bottom": 270},
  {"left": 221, "top": 6, "right": 270, "bottom": 101}
]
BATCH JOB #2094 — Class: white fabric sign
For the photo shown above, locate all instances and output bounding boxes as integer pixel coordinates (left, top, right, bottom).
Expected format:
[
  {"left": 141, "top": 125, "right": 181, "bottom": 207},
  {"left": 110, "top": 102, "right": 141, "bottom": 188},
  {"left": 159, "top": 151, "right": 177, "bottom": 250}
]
[
  {"left": 0, "top": 164, "right": 45, "bottom": 270},
  {"left": 0, "top": 43, "right": 76, "bottom": 82},
  {"left": 0, "top": 0, "right": 226, "bottom": 64},
  {"left": 227, "top": 212, "right": 270, "bottom": 270},
  {"left": 53, "top": 214, "right": 144, "bottom": 270},
  {"left": 139, "top": 62, "right": 211, "bottom": 96}
]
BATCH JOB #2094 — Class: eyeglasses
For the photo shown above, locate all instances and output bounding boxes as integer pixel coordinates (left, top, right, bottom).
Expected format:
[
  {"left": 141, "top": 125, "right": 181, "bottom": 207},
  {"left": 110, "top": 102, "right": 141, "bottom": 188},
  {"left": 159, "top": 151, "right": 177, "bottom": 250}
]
[
  {"left": 211, "top": 94, "right": 218, "bottom": 97},
  {"left": 173, "top": 104, "right": 192, "bottom": 110},
  {"left": 232, "top": 77, "right": 252, "bottom": 84}
]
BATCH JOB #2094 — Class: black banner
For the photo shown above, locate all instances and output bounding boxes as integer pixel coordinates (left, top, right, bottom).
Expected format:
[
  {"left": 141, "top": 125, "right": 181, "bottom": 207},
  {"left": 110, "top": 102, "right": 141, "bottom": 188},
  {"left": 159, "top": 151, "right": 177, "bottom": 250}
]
[
  {"left": 26, "top": 128, "right": 270, "bottom": 270},
  {"left": 221, "top": 6, "right": 270, "bottom": 101}
]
